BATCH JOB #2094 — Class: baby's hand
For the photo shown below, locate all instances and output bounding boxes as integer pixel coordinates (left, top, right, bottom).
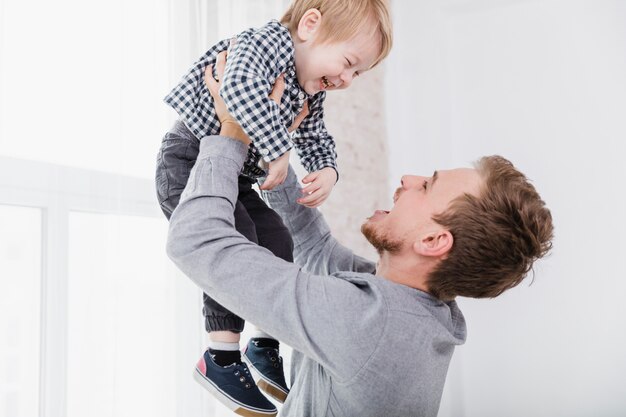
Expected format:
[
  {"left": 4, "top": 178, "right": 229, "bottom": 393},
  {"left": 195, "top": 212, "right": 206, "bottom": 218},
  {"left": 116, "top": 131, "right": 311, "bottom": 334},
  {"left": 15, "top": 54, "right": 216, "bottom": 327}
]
[
  {"left": 298, "top": 167, "right": 338, "bottom": 208},
  {"left": 260, "top": 150, "right": 290, "bottom": 190}
]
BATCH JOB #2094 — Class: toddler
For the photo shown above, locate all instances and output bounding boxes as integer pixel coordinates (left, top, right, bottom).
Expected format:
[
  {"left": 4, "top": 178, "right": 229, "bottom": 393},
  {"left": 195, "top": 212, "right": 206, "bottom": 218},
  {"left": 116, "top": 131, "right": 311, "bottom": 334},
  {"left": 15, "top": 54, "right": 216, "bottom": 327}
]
[{"left": 155, "top": 1, "right": 392, "bottom": 415}]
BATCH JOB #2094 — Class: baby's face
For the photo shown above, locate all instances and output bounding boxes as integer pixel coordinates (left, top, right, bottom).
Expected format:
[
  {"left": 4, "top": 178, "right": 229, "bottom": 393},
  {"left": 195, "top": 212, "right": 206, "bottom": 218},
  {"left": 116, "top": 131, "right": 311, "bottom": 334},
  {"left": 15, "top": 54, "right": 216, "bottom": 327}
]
[{"left": 294, "top": 26, "right": 382, "bottom": 95}]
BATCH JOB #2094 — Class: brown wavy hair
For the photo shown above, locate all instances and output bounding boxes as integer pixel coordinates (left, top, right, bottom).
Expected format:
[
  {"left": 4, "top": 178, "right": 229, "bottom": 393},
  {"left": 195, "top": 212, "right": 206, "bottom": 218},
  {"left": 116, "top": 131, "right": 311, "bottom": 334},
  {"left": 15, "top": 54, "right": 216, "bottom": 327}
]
[{"left": 427, "top": 156, "right": 554, "bottom": 301}]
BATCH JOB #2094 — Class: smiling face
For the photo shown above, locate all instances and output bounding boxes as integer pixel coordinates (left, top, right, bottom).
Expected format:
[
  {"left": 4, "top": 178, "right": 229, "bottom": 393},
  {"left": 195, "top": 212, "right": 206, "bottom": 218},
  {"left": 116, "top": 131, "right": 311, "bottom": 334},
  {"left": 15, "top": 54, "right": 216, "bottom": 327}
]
[
  {"left": 292, "top": 9, "right": 383, "bottom": 95},
  {"left": 361, "top": 168, "right": 483, "bottom": 255}
]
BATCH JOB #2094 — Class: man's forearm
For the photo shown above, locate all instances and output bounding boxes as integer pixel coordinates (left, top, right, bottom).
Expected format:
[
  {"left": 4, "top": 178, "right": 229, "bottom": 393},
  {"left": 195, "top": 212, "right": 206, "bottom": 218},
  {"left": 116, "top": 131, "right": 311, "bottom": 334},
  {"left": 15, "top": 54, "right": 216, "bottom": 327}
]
[
  {"left": 166, "top": 136, "right": 247, "bottom": 274},
  {"left": 220, "top": 119, "right": 251, "bottom": 145},
  {"left": 166, "top": 136, "right": 301, "bottom": 343},
  {"left": 262, "top": 168, "right": 374, "bottom": 275},
  {"left": 166, "top": 136, "right": 384, "bottom": 380}
]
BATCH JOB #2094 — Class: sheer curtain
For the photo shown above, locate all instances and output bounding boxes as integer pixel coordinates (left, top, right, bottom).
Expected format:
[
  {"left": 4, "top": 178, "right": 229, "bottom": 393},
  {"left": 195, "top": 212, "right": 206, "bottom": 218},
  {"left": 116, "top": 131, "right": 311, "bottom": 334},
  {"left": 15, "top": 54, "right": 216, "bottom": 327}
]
[
  {"left": 0, "top": 0, "right": 172, "bottom": 178},
  {"left": 0, "top": 1, "right": 389, "bottom": 416},
  {"left": 0, "top": 1, "right": 199, "bottom": 417},
  {"left": 0, "top": 2, "right": 292, "bottom": 417}
]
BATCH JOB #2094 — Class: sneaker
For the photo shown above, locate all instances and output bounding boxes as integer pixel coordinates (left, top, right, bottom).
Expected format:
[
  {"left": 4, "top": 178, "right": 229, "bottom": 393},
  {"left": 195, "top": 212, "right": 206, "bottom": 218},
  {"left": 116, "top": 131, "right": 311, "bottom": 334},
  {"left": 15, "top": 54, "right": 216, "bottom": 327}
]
[
  {"left": 193, "top": 350, "right": 277, "bottom": 417},
  {"left": 242, "top": 339, "right": 289, "bottom": 403}
]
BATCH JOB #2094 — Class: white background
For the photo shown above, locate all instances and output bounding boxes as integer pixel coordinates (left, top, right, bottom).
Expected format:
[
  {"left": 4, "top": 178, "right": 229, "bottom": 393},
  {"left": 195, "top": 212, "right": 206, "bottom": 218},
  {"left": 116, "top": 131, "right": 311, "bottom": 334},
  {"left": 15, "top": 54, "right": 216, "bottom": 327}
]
[{"left": 386, "top": 0, "right": 626, "bottom": 416}]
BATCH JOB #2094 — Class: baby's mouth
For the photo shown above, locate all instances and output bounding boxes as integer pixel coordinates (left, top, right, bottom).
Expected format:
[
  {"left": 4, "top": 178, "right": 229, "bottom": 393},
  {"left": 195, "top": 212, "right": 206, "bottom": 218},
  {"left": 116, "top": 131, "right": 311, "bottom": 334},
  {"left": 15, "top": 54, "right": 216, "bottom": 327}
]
[{"left": 321, "top": 76, "right": 335, "bottom": 89}]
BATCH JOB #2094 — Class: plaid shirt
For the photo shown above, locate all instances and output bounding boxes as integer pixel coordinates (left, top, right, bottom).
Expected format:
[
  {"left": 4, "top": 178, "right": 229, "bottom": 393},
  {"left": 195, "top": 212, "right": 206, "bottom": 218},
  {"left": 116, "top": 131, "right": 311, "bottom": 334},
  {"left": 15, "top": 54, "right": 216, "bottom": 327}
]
[{"left": 164, "top": 20, "right": 337, "bottom": 179}]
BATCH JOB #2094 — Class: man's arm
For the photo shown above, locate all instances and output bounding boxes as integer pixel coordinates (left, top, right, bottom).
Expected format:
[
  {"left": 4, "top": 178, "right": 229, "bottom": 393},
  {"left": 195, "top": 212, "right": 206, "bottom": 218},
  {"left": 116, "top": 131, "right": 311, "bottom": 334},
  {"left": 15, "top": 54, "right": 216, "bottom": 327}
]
[
  {"left": 205, "top": 51, "right": 372, "bottom": 276},
  {"left": 262, "top": 168, "right": 375, "bottom": 275},
  {"left": 167, "top": 136, "right": 383, "bottom": 381}
]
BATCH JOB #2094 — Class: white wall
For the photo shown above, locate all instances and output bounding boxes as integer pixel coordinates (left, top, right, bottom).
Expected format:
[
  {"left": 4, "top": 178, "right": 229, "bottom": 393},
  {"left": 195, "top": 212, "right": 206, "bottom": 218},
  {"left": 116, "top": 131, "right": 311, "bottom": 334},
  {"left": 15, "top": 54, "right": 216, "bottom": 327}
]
[{"left": 386, "top": 1, "right": 626, "bottom": 416}]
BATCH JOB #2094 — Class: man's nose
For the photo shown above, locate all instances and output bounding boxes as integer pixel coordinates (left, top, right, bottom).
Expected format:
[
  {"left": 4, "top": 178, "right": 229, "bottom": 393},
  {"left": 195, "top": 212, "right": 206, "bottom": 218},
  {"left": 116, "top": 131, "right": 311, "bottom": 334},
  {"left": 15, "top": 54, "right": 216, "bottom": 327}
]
[{"left": 401, "top": 175, "right": 424, "bottom": 189}]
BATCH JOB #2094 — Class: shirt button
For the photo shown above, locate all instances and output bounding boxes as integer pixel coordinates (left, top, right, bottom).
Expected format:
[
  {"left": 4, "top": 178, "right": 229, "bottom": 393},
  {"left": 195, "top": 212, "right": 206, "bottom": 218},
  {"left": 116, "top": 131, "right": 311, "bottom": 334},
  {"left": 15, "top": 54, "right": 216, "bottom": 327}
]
[
  {"left": 260, "top": 148, "right": 269, "bottom": 155},
  {"left": 298, "top": 92, "right": 305, "bottom": 99}
]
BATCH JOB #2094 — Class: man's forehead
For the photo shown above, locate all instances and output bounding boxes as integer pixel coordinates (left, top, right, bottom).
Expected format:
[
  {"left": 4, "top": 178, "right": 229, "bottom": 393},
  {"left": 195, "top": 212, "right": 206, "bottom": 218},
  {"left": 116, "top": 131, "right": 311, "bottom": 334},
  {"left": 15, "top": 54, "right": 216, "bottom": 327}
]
[
  {"left": 408, "top": 167, "right": 473, "bottom": 177},
  {"left": 438, "top": 168, "right": 482, "bottom": 194},
  {"left": 407, "top": 167, "right": 480, "bottom": 192}
]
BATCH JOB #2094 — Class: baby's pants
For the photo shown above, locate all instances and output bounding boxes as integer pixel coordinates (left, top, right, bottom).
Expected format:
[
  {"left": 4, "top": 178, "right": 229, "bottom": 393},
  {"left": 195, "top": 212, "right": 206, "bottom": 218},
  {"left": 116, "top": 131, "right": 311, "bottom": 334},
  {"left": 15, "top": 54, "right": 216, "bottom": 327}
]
[{"left": 155, "top": 120, "right": 294, "bottom": 333}]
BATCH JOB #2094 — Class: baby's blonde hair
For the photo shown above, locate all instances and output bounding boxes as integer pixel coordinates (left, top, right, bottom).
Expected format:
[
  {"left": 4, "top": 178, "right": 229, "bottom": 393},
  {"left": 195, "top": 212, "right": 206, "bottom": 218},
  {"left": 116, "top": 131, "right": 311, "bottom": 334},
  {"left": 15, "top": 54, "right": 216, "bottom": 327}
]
[{"left": 280, "top": 0, "right": 393, "bottom": 69}]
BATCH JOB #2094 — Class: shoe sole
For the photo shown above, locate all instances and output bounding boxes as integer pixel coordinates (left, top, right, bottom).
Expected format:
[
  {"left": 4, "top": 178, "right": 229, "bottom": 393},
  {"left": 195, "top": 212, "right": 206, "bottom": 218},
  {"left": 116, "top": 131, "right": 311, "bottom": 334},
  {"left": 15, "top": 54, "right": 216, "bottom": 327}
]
[
  {"left": 193, "top": 367, "right": 277, "bottom": 417},
  {"left": 242, "top": 355, "right": 289, "bottom": 403}
]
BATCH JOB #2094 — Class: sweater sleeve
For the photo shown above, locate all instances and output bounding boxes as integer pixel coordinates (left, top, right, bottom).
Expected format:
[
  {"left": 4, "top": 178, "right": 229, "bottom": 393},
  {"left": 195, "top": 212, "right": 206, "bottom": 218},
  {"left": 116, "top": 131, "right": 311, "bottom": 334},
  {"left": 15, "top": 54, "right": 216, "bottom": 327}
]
[
  {"left": 166, "top": 136, "right": 383, "bottom": 381},
  {"left": 262, "top": 167, "right": 374, "bottom": 275}
]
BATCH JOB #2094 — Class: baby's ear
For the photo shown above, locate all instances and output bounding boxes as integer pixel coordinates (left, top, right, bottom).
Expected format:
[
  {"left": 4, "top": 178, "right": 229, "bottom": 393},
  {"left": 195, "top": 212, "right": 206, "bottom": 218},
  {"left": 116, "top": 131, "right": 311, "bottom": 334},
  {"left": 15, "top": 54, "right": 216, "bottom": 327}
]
[{"left": 297, "top": 8, "right": 322, "bottom": 42}]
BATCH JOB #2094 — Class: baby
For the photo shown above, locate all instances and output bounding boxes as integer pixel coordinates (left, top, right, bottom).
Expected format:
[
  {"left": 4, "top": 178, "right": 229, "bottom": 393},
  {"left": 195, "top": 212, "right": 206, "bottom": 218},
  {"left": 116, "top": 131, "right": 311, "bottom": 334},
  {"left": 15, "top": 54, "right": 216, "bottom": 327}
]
[{"left": 155, "top": 1, "right": 392, "bottom": 415}]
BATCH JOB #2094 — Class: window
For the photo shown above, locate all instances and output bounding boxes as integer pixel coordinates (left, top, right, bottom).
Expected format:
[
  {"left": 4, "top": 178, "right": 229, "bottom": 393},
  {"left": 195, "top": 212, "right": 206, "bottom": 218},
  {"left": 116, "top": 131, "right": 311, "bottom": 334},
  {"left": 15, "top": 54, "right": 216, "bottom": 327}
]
[
  {"left": 0, "top": 205, "right": 42, "bottom": 417},
  {"left": 66, "top": 213, "right": 177, "bottom": 417},
  {"left": 0, "top": 2, "right": 292, "bottom": 416},
  {"left": 0, "top": 0, "right": 171, "bottom": 178}
]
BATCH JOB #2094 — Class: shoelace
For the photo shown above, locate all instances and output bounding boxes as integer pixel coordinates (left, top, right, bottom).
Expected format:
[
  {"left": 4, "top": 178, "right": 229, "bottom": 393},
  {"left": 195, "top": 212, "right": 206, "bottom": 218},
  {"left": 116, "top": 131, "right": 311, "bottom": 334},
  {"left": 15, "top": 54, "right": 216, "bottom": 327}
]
[
  {"left": 233, "top": 363, "right": 253, "bottom": 389},
  {"left": 267, "top": 349, "right": 282, "bottom": 368}
]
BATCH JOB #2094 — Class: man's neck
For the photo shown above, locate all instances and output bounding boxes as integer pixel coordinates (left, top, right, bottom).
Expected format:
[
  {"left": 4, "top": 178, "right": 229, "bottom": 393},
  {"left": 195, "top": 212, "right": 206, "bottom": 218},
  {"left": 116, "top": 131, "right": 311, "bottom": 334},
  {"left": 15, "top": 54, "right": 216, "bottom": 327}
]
[{"left": 375, "top": 251, "right": 432, "bottom": 294}]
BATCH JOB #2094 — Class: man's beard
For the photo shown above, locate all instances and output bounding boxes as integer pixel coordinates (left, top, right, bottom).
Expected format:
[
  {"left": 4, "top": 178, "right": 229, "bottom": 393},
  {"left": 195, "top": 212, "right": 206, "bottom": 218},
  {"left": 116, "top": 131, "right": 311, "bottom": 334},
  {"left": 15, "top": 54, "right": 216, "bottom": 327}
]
[{"left": 361, "top": 222, "right": 402, "bottom": 255}]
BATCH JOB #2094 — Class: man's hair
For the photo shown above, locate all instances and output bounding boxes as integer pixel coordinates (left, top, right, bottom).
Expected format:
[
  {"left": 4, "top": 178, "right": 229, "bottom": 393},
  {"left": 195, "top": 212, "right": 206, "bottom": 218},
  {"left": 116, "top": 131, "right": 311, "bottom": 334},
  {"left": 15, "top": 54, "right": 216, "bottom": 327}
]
[
  {"left": 427, "top": 156, "right": 554, "bottom": 301},
  {"left": 280, "top": 0, "right": 393, "bottom": 68}
]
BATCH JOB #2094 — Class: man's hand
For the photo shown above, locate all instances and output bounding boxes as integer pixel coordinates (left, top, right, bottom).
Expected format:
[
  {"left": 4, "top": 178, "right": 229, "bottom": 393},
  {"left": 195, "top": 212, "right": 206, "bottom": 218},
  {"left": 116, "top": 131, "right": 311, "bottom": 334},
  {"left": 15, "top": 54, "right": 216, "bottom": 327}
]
[
  {"left": 204, "top": 52, "right": 309, "bottom": 147},
  {"left": 260, "top": 150, "right": 290, "bottom": 190},
  {"left": 204, "top": 52, "right": 250, "bottom": 144},
  {"left": 298, "top": 167, "right": 338, "bottom": 208}
]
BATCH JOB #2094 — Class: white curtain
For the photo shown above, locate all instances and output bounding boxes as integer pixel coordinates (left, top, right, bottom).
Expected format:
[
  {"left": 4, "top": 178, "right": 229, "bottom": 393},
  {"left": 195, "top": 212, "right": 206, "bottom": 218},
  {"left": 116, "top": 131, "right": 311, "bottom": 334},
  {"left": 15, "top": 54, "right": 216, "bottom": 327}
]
[
  {"left": 0, "top": 1, "right": 389, "bottom": 416},
  {"left": 0, "top": 1, "right": 198, "bottom": 417},
  {"left": 168, "top": 0, "right": 289, "bottom": 64}
]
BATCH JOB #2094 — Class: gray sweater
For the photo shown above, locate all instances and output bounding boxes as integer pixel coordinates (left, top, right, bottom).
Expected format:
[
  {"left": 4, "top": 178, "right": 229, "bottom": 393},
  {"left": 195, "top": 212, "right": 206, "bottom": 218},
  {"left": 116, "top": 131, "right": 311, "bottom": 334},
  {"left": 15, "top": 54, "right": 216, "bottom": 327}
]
[{"left": 166, "top": 136, "right": 467, "bottom": 417}]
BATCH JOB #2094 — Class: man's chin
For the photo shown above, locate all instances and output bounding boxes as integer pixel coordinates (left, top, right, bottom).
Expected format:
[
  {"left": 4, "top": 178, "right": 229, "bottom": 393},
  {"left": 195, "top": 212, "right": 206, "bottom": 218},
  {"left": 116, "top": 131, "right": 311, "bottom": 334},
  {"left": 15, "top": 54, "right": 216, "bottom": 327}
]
[{"left": 361, "top": 222, "right": 402, "bottom": 255}]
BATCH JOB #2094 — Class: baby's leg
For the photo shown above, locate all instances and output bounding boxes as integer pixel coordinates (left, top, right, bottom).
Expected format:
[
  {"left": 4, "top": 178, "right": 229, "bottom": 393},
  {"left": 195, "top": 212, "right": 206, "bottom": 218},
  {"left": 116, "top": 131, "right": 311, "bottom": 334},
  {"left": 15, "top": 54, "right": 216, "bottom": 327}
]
[
  {"left": 155, "top": 120, "right": 199, "bottom": 219},
  {"left": 236, "top": 178, "right": 292, "bottom": 403},
  {"left": 193, "top": 177, "right": 278, "bottom": 416},
  {"left": 203, "top": 196, "right": 255, "bottom": 344},
  {"left": 155, "top": 121, "right": 247, "bottom": 343},
  {"left": 237, "top": 184, "right": 293, "bottom": 263},
  {"left": 157, "top": 125, "right": 277, "bottom": 413}
]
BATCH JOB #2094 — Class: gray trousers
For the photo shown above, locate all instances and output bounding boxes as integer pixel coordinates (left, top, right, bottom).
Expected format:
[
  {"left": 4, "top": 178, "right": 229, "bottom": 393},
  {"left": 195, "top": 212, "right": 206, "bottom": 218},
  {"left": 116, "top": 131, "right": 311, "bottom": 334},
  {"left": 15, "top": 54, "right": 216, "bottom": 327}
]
[{"left": 156, "top": 121, "right": 294, "bottom": 332}]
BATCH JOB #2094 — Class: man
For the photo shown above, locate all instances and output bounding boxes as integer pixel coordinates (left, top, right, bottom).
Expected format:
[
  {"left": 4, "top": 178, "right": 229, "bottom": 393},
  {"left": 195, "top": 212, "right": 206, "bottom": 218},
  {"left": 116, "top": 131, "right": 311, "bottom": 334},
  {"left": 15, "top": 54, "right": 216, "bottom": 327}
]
[{"left": 166, "top": 63, "right": 553, "bottom": 417}]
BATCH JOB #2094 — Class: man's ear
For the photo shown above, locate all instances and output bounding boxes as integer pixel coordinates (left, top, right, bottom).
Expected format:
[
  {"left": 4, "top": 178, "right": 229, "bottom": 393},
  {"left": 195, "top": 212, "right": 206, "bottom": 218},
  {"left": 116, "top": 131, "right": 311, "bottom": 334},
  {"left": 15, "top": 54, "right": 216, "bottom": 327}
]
[
  {"left": 413, "top": 230, "right": 453, "bottom": 258},
  {"left": 296, "top": 8, "right": 322, "bottom": 42}
]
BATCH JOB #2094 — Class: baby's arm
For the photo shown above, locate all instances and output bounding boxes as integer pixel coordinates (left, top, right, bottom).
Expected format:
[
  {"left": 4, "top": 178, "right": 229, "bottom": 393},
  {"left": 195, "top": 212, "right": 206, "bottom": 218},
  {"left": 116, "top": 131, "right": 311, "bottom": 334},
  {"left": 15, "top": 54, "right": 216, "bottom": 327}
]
[
  {"left": 260, "top": 100, "right": 311, "bottom": 190},
  {"left": 291, "top": 93, "right": 339, "bottom": 207},
  {"left": 298, "top": 167, "right": 337, "bottom": 208}
]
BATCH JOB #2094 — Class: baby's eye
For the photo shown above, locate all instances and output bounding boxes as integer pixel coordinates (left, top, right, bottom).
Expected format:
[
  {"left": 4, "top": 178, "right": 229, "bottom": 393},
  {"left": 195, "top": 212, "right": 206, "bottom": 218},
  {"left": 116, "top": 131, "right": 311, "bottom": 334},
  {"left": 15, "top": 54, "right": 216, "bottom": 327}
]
[
  {"left": 345, "top": 57, "right": 352, "bottom": 66},
  {"left": 422, "top": 180, "right": 428, "bottom": 190},
  {"left": 354, "top": 71, "right": 360, "bottom": 77}
]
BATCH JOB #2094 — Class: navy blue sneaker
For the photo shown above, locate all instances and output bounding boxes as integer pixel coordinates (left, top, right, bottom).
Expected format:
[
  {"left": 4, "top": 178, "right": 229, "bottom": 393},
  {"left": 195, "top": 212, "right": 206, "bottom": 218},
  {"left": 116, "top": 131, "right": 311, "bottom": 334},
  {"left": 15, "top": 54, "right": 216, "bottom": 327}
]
[
  {"left": 193, "top": 350, "right": 277, "bottom": 417},
  {"left": 242, "top": 339, "right": 289, "bottom": 403}
]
